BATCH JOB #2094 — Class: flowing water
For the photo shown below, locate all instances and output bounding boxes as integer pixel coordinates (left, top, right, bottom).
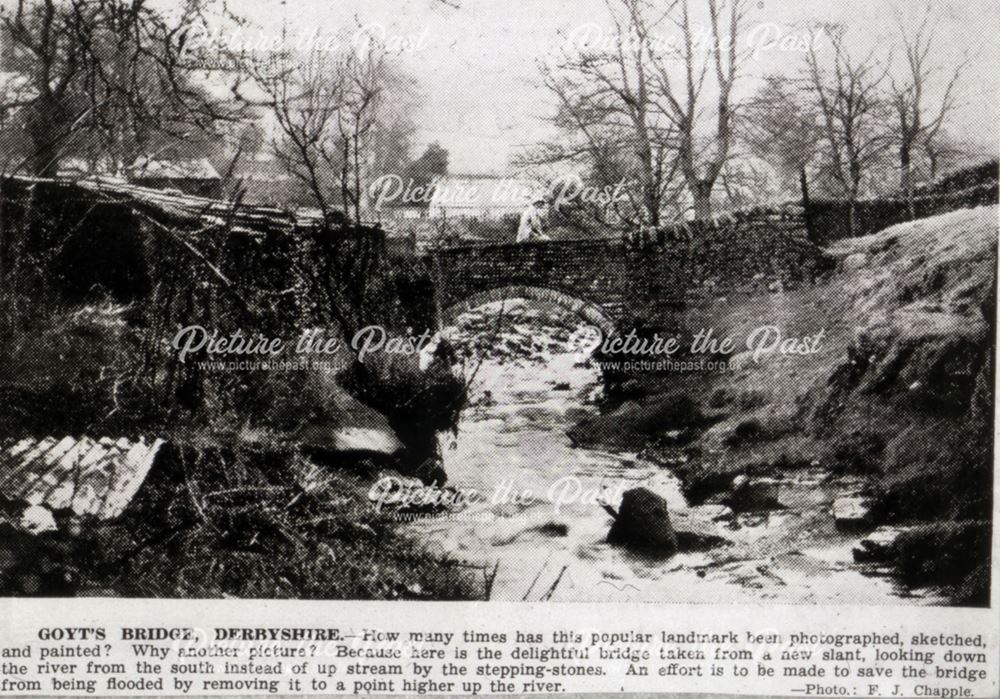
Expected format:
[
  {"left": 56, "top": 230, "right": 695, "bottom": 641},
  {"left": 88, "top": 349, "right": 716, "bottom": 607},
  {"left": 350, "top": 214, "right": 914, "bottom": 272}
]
[{"left": 407, "top": 300, "right": 943, "bottom": 604}]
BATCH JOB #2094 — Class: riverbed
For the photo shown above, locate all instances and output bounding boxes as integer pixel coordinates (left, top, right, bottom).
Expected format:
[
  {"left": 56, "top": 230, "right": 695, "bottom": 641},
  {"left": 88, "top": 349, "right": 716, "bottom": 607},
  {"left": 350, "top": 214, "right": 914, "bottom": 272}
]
[{"left": 407, "top": 300, "right": 943, "bottom": 604}]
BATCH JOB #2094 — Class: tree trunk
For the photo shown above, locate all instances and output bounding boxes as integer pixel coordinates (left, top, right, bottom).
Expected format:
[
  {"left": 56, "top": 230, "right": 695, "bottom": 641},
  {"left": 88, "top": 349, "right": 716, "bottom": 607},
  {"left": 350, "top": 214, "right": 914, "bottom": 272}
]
[
  {"left": 24, "top": 89, "right": 67, "bottom": 178},
  {"left": 691, "top": 180, "right": 713, "bottom": 221},
  {"left": 900, "top": 144, "right": 915, "bottom": 220},
  {"left": 353, "top": 134, "right": 363, "bottom": 224},
  {"left": 28, "top": 114, "right": 61, "bottom": 178},
  {"left": 634, "top": 131, "right": 659, "bottom": 228},
  {"left": 644, "top": 184, "right": 660, "bottom": 229},
  {"left": 799, "top": 166, "right": 814, "bottom": 242},
  {"left": 927, "top": 146, "right": 939, "bottom": 182}
]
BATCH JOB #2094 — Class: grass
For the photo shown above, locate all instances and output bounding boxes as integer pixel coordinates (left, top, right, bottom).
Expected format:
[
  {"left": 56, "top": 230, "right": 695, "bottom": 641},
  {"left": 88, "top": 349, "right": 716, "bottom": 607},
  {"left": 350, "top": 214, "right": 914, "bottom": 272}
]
[{"left": 0, "top": 447, "right": 486, "bottom": 599}]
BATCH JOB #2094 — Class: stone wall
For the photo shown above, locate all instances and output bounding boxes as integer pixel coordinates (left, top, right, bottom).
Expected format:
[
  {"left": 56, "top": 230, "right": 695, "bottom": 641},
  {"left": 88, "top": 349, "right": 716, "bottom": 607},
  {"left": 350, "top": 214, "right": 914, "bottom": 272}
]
[
  {"left": 637, "top": 219, "right": 826, "bottom": 292},
  {"left": 809, "top": 161, "right": 999, "bottom": 242}
]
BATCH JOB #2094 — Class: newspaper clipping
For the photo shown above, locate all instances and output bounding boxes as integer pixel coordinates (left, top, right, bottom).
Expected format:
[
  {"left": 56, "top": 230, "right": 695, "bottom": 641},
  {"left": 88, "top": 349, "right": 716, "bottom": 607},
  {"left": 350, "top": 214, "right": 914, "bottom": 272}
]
[{"left": 0, "top": 0, "right": 997, "bottom": 696}]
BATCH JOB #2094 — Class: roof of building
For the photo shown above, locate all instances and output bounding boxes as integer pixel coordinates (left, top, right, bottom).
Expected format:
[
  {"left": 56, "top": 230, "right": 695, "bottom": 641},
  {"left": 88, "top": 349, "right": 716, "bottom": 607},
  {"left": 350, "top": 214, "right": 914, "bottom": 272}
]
[
  {"left": 0, "top": 436, "right": 165, "bottom": 520},
  {"left": 130, "top": 156, "right": 220, "bottom": 181}
]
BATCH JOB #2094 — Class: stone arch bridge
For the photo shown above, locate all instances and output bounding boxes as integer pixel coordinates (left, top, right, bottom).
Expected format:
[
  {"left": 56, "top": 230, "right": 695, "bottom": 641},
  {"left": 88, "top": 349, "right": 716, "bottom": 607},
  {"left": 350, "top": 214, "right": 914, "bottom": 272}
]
[
  {"left": 429, "top": 238, "right": 665, "bottom": 338},
  {"left": 426, "top": 220, "right": 821, "bottom": 338}
]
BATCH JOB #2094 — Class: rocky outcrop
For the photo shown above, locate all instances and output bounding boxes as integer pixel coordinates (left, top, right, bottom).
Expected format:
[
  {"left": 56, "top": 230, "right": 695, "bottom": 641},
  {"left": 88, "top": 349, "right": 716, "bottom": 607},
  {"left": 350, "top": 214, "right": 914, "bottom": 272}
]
[
  {"left": 290, "top": 382, "right": 404, "bottom": 459},
  {"left": 340, "top": 336, "right": 465, "bottom": 484},
  {"left": 241, "top": 328, "right": 462, "bottom": 482},
  {"left": 852, "top": 527, "right": 905, "bottom": 564},
  {"left": 568, "top": 393, "right": 713, "bottom": 448}
]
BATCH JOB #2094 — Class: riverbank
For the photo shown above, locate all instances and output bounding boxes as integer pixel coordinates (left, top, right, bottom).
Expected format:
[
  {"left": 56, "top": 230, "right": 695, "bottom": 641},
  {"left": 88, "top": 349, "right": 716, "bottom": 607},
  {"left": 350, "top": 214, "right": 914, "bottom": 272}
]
[
  {"left": 0, "top": 303, "right": 482, "bottom": 599},
  {"left": 570, "top": 206, "right": 996, "bottom": 605},
  {"left": 375, "top": 297, "right": 931, "bottom": 603},
  {"left": 0, "top": 451, "right": 487, "bottom": 598}
]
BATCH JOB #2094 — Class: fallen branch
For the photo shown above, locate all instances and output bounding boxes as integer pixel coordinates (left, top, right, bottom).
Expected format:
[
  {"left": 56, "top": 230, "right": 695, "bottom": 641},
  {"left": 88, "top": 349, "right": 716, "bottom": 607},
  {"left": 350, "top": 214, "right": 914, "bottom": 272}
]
[
  {"left": 484, "top": 560, "right": 501, "bottom": 600},
  {"left": 539, "top": 565, "right": 569, "bottom": 601},
  {"left": 522, "top": 554, "right": 551, "bottom": 601}
]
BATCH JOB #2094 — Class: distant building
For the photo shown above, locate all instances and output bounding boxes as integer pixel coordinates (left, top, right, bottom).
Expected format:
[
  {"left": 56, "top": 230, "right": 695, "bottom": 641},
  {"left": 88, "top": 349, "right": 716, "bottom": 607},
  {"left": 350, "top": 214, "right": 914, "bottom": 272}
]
[
  {"left": 428, "top": 174, "right": 538, "bottom": 219},
  {"left": 54, "top": 157, "right": 127, "bottom": 181},
  {"left": 128, "top": 156, "right": 222, "bottom": 198},
  {"left": 230, "top": 155, "right": 303, "bottom": 207},
  {"left": 56, "top": 158, "right": 97, "bottom": 180},
  {"left": 0, "top": 71, "right": 31, "bottom": 129}
]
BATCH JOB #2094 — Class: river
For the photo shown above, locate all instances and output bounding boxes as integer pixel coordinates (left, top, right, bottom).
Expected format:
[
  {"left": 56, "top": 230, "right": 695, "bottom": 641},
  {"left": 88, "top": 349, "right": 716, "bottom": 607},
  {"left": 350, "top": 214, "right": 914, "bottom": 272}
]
[{"left": 406, "top": 299, "right": 943, "bottom": 604}]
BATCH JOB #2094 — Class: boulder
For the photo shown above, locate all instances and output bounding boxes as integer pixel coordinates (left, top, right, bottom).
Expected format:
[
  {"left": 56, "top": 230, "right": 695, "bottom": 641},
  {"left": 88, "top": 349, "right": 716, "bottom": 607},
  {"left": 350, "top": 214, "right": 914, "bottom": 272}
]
[
  {"left": 675, "top": 529, "right": 730, "bottom": 551},
  {"left": 852, "top": 527, "right": 905, "bottom": 564},
  {"left": 568, "top": 393, "right": 708, "bottom": 449},
  {"left": 607, "top": 487, "right": 678, "bottom": 554},
  {"left": 293, "top": 386, "right": 404, "bottom": 458},
  {"left": 724, "top": 475, "right": 782, "bottom": 512},
  {"left": 669, "top": 508, "right": 732, "bottom": 551},
  {"left": 328, "top": 427, "right": 403, "bottom": 455},
  {"left": 833, "top": 493, "right": 874, "bottom": 531},
  {"left": 244, "top": 336, "right": 408, "bottom": 461}
]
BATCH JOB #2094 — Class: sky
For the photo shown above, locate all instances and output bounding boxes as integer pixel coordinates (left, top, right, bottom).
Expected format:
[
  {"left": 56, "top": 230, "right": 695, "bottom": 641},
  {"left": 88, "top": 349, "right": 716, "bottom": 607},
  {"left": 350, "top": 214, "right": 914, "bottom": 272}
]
[{"left": 217, "top": 0, "right": 999, "bottom": 174}]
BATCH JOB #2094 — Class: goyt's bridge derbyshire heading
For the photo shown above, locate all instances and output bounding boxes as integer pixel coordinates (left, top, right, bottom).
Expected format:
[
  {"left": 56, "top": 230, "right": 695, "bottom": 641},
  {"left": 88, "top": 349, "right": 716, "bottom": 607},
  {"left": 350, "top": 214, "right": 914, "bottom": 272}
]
[{"left": 428, "top": 215, "right": 825, "bottom": 336}]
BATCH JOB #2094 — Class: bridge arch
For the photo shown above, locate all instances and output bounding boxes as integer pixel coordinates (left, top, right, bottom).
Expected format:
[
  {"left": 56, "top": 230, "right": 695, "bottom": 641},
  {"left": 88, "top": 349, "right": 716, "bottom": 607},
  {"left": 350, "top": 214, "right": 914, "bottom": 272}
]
[{"left": 439, "top": 284, "right": 618, "bottom": 338}]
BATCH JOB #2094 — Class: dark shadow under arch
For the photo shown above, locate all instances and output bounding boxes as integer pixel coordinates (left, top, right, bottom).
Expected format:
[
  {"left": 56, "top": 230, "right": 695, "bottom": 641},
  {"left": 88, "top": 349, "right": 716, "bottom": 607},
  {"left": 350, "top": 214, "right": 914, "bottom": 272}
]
[{"left": 440, "top": 284, "right": 618, "bottom": 338}]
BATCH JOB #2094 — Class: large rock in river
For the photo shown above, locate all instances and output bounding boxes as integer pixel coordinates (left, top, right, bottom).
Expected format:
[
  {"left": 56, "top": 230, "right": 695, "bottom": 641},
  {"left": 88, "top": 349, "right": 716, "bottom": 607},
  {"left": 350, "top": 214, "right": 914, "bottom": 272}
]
[
  {"left": 723, "top": 475, "right": 782, "bottom": 512},
  {"left": 833, "top": 493, "right": 874, "bottom": 531},
  {"left": 607, "top": 487, "right": 678, "bottom": 554}
]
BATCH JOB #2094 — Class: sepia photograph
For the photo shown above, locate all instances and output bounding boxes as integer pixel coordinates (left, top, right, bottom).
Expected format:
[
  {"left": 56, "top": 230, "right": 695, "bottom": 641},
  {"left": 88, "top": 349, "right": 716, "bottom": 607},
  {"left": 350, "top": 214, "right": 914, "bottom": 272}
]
[{"left": 0, "top": 0, "right": 995, "bottom": 608}]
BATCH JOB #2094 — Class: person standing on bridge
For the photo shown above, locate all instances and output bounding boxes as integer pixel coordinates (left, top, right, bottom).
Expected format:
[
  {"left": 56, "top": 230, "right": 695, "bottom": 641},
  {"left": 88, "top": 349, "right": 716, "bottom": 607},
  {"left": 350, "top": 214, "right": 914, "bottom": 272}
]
[{"left": 516, "top": 195, "right": 550, "bottom": 242}]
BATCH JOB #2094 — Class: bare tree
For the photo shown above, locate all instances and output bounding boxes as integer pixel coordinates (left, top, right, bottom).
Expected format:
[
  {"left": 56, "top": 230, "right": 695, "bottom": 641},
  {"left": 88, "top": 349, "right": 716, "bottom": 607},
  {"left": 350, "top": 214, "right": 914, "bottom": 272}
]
[
  {"left": 537, "top": 0, "right": 749, "bottom": 226},
  {"left": 743, "top": 74, "right": 820, "bottom": 234},
  {"left": 534, "top": 0, "right": 681, "bottom": 228},
  {"left": 923, "top": 130, "right": 979, "bottom": 182},
  {"left": 0, "top": 0, "right": 235, "bottom": 177},
  {"left": 889, "top": 8, "right": 965, "bottom": 217},
  {"left": 652, "top": 0, "right": 749, "bottom": 219},
  {"left": 804, "top": 25, "right": 891, "bottom": 235},
  {"left": 236, "top": 42, "right": 416, "bottom": 339},
  {"left": 240, "top": 44, "right": 413, "bottom": 224}
]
